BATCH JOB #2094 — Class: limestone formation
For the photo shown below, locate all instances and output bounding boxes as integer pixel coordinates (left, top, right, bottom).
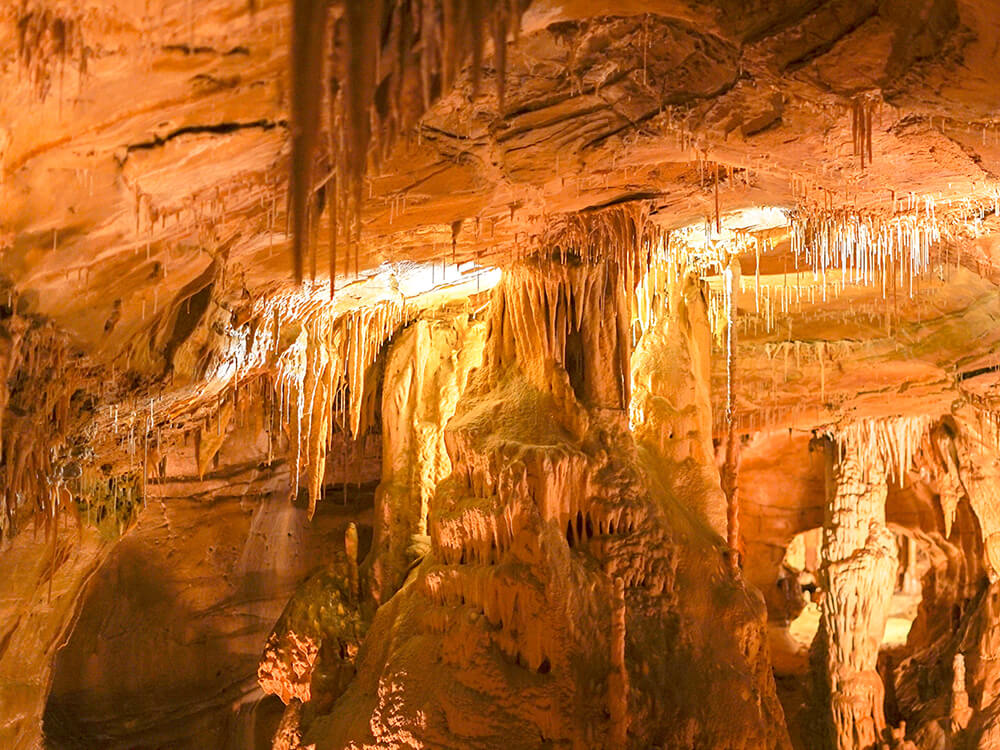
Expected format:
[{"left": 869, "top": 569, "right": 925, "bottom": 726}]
[
  {"left": 815, "top": 443, "right": 897, "bottom": 750},
  {"left": 300, "top": 250, "right": 790, "bottom": 749},
  {"left": 950, "top": 653, "right": 972, "bottom": 732},
  {"left": 5, "top": 1, "right": 1000, "bottom": 749},
  {"left": 367, "top": 310, "right": 486, "bottom": 603}
]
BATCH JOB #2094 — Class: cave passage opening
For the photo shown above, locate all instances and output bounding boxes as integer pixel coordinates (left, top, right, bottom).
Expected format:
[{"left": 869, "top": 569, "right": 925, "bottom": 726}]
[{"left": 781, "top": 526, "right": 924, "bottom": 651}]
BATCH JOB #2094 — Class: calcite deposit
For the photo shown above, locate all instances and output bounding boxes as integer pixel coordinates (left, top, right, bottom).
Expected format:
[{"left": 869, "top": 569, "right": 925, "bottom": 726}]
[{"left": 4, "top": 1, "right": 1000, "bottom": 749}]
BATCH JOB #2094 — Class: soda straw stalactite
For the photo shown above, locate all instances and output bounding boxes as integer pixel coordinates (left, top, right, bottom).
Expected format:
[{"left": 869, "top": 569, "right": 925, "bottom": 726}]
[{"left": 722, "top": 254, "right": 741, "bottom": 572}]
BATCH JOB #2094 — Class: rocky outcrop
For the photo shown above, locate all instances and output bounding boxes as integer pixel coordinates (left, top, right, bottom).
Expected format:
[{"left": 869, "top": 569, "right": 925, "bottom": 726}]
[
  {"left": 288, "top": 241, "right": 790, "bottom": 749},
  {"left": 367, "top": 310, "right": 487, "bottom": 604}
]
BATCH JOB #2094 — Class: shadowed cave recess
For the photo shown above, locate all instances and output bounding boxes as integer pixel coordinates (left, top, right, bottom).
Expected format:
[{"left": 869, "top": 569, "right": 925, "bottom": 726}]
[{"left": 5, "top": 1, "right": 1000, "bottom": 749}]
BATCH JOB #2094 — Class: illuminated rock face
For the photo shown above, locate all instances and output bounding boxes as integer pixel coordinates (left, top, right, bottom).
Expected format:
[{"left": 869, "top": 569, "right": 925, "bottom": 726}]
[
  {"left": 368, "top": 312, "right": 487, "bottom": 604},
  {"left": 631, "top": 267, "right": 727, "bottom": 536},
  {"left": 288, "top": 255, "right": 790, "bottom": 749}
]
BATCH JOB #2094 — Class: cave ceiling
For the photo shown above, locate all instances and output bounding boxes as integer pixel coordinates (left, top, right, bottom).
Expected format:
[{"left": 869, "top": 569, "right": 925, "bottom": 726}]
[
  {"left": 1, "top": 0, "right": 998, "bottom": 365},
  {"left": 0, "top": 0, "right": 997, "bottom": 513}
]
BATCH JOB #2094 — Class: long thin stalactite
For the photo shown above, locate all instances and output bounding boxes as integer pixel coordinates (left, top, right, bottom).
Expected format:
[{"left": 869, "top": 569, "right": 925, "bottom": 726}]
[{"left": 289, "top": 0, "right": 531, "bottom": 291}]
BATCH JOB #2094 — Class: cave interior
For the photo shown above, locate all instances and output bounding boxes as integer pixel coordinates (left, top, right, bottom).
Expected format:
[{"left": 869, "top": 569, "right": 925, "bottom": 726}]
[{"left": 3, "top": 1, "right": 1000, "bottom": 749}]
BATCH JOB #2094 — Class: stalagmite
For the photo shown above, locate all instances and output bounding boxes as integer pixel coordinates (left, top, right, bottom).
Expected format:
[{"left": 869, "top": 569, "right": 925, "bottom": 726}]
[
  {"left": 950, "top": 652, "right": 973, "bottom": 731},
  {"left": 272, "top": 699, "right": 304, "bottom": 750},
  {"left": 608, "top": 576, "right": 629, "bottom": 747},
  {"left": 722, "top": 253, "right": 742, "bottom": 569},
  {"left": 816, "top": 439, "right": 897, "bottom": 750},
  {"left": 345, "top": 521, "right": 359, "bottom": 599}
]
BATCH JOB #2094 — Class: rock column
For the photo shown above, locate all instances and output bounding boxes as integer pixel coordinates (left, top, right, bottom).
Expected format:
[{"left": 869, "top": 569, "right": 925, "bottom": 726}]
[{"left": 818, "top": 446, "right": 897, "bottom": 750}]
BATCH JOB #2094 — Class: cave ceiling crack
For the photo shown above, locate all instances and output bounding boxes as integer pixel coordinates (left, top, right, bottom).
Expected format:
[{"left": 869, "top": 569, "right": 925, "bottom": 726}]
[{"left": 116, "top": 119, "right": 287, "bottom": 168}]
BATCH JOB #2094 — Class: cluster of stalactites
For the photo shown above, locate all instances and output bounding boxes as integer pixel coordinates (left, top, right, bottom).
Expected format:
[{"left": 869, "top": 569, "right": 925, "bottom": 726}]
[
  {"left": 526, "top": 206, "right": 761, "bottom": 354},
  {"left": 532, "top": 203, "right": 656, "bottom": 272},
  {"left": 790, "top": 200, "right": 940, "bottom": 296},
  {"left": 273, "top": 298, "right": 407, "bottom": 515},
  {"left": 534, "top": 203, "right": 668, "bottom": 341},
  {"left": 920, "top": 411, "right": 1000, "bottom": 572},
  {"left": 489, "top": 260, "right": 631, "bottom": 412},
  {"left": 483, "top": 206, "right": 662, "bottom": 411},
  {"left": 631, "top": 250, "right": 674, "bottom": 338},
  {"left": 833, "top": 413, "right": 1000, "bottom": 563},
  {"left": 832, "top": 415, "right": 935, "bottom": 487},
  {"left": 290, "top": 0, "right": 531, "bottom": 287},
  {"left": 0, "top": 317, "right": 80, "bottom": 536},
  {"left": 631, "top": 229, "right": 724, "bottom": 340},
  {"left": 11, "top": 2, "right": 86, "bottom": 100},
  {"left": 643, "top": 223, "right": 769, "bottom": 346}
]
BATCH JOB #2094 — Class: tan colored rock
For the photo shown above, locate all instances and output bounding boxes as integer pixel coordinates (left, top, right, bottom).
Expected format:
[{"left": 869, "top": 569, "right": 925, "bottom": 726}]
[
  {"left": 9, "top": 0, "right": 1000, "bottom": 747},
  {"left": 631, "top": 265, "right": 727, "bottom": 535},
  {"left": 950, "top": 653, "right": 973, "bottom": 732},
  {"left": 816, "top": 442, "right": 897, "bottom": 750},
  {"left": 0, "top": 520, "right": 108, "bottom": 749},
  {"left": 298, "top": 242, "right": 790, "bottom": 749},
  {"left": 368, "top": 311, "right": 486, "bottom": 603},
  {"left": 258, "top": 564, "right": 368, "bottom": 709}
]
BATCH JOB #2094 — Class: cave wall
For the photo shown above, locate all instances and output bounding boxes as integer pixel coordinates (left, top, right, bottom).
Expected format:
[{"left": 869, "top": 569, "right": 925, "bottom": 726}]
[
  {"left": 0, "top": 521, "right": 108, "bottom": 750},
  {"left": 30, "top": 374, "right": 379, "bottom": 749},
  {"left": 41, "top": 490, "right": 371, "bottom": 749}
]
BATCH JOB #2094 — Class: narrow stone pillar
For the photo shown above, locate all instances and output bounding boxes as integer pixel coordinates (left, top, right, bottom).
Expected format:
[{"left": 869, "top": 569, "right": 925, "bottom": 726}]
[
  {"left": 608, "top": 577, "right": 629, "bottom": 747},
  {"left": 272, "top": 698, "right": 303, "bottom": 750},
  {"left": 950, "top": 652, "right": 973, "bottom": 731},
  {"left": 345, "top": 522, "right": 359, "bottom": 600},
  {"left": 900, "top": 534, "right": 921, "bottom": 596},
  {"left": 722, "top": 255, "right": 742, "bottom": 569},
  {"left": 818, "top": 446, "right": 897, "bottom": 750}
]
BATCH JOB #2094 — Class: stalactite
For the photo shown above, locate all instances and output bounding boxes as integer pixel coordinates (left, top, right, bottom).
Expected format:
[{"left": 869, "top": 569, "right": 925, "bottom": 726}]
[
  {"left": 791, "top": 201, "right": 941, "bottom": 297},
  {"left": 834, "top": 415, "right": 932, "bottom": 486},
  {"left": 289, "top": 0, "right": 532, "bottom": 282},
  {"left": 270, "top": 296, "right": 406, "bottom": 515},
  {"left": 288, "top": 0, "right": 327, "bottom": 283},
  {"left": 850, "top": 95, "right": 876, "bottom": 170},
  {"left": 14, "top": 4, "right": 85, "bottom": 101},
  {"left": 345, "top": 521, "right": 359, "bottom": 599},
  {"left": 722, "top": 254, "right": 741, "bottom": 570},
  {"left": 328, "top": 171, "right": 338, "bottom": 298},
  {"left": 0, "top": 315, "right": 94, "bottom": 537}
]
